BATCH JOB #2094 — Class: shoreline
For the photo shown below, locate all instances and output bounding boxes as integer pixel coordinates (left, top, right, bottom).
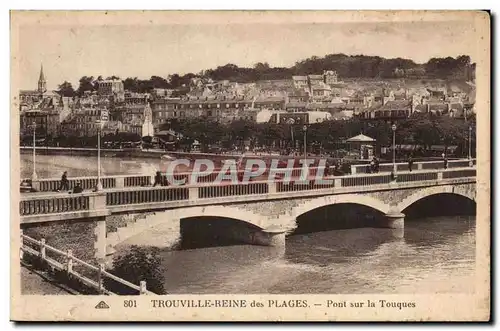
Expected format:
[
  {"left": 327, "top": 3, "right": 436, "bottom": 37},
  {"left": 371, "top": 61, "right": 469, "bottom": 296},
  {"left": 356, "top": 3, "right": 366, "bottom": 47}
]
[
  {"left": 20, "top": 146, "right": 243, "bottom": 161},
  {"left": 19, "top": 146, "right": 458, "bottom": 165}
]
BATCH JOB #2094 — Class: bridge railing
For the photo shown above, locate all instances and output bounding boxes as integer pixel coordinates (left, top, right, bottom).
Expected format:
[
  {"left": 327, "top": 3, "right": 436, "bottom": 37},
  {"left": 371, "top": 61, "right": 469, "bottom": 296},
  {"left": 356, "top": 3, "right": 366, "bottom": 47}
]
[
  {"left": 442, "top": 168, "right": 477, "bottom": 179},
  {"left": 351, "top": 158, "right": 476, "bottom": 174},
  {"left": 19, "top": 167, "right": 476, "bottom": 215},
  {"left": 22, "top": 166, "right": 327, "bottom": 192},
  {"left": 110, "top": 167, "right": 476, "bottom": 205},
  {"left": 20, "top": 195, "right": 90, "bottom": 216},
  {"left": 106, "top": 186, "right": 189, "bottom": 206},
  {"left": 20, "top": 231, "right": 153, "bottom": 295},
  {"left": 22, "top": 159, "right": 475, "bottom": 193}
]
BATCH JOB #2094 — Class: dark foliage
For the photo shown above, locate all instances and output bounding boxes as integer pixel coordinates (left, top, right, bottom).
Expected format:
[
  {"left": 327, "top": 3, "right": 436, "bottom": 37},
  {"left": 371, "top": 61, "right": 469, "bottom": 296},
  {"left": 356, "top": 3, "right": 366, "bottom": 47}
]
[
  {"left": 71, "top": 54, "right": 474, "bottom": 95},
  {"left": 103, "top": 246, "right": 166, "bottom": 295}
]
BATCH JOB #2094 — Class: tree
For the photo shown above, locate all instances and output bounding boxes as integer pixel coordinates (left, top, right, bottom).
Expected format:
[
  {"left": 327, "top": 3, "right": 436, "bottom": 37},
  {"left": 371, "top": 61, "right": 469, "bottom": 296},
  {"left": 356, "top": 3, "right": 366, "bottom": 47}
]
[
  {"left": 103, "top": 246, "right": 166, "bottom": 295},
  {"left": 76, "top": 76, "right": 96, "bottom": 96},
  {"left": 254, "top": 62, "right": 270, "bottom": 71},
  {"left": 57, "top": 81, "right": 75, "bottom": 97},
  {"left": 123, "top": 77, "right": 139, "bottom": 92}
]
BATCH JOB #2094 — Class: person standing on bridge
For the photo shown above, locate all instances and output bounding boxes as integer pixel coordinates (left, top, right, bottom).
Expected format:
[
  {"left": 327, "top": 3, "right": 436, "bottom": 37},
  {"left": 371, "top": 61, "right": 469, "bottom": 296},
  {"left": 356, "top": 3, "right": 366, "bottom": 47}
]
[
  {"left": 58, "top": 171, "right": 69, "bottom": 192},
  {"left": 372, "top": 156, "right": 379, "bottom": 173},
  {"left": 408, "top": 156, "right": 414, "bottom": 172}
]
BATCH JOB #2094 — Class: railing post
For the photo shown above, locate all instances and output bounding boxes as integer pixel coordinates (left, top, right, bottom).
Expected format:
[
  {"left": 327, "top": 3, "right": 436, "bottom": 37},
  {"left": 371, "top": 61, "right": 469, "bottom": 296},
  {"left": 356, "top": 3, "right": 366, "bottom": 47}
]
[
  {"left": 334, "top": 178, "right": 342, "bottom": 188},
  {"left": 31, "top": 180, "right": 41, "bottom": 192},
  {"left": 189, "top": 187, "right": 198, "bottom": 201},
  {"left": 268, "top": 182, "right": 276, "bottom": 194},
  {"left": 417, "top": 163, "right": 423, "bottom": 170},
  {"left": 40, "top": 238, "right": 46, "bottom": 260},
  {"left": 66, "top": 249, "right": 73, "bottom": 274},
  {"left": 20, "top": 229, "right": 24, "bottom": 260},
  {"left": 140, "top": 280, "right": 147, "bottom": 295},
  {"left": 115, "top": 176, "right": 125, "bottom": 189},
  {"left": 97, "top": 263, "right": 105, "bottom": 294},
  {"left": 437, "top": 171, "right": 443, "bottom": 181},
  {"left": 89, "top": 193, "right": 107, "bottom": 210}
]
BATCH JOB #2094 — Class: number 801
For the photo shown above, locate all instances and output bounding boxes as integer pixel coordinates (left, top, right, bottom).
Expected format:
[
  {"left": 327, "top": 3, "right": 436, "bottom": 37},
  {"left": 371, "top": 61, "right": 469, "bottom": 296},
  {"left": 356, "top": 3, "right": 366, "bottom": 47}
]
[{"left": 124, "top": 300, "right": 137, "bottom": 308}]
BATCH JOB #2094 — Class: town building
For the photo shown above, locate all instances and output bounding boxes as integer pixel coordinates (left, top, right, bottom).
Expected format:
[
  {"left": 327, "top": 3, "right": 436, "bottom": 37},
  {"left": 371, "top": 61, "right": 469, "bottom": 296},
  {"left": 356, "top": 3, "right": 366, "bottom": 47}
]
[
  {"left": 292, "top": 76, "right": 308, "bottom": 90},
  {"left": 323, "top": 70, "right": 339, "bottom": 85},
  {"left": 20, "top": 110, "right": 61, "bottom": 137},
  {"left": 286, "top": 89, "right": 310, "bottom": 103},
  {"left": 97, "top": 79, "right": 125, "bottom": 96},
  {"left": 60, "top": 108, "right": 108, "bottom": 137},
  {"left": 358, "top": 100, "right": 413, "bottom": 120},
  {"left": 19, "top": 65, "right": 54, "bottom": 111},
  {"left": 151, "top": 98, "right": 181, "bottom": 126},
  {"left": 19, "top": 64, "right": 72, "bottom": 137}
]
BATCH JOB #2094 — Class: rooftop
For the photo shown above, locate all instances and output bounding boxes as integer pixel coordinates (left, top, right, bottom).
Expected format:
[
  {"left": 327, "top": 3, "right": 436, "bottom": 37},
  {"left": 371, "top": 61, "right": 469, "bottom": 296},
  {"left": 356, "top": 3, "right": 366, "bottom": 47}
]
[
  {"left": 347, "top": 133, "right": 376, "bottom": 143},
  {"left": 376, "top": 100, "right": 411, "bottom": 111}
]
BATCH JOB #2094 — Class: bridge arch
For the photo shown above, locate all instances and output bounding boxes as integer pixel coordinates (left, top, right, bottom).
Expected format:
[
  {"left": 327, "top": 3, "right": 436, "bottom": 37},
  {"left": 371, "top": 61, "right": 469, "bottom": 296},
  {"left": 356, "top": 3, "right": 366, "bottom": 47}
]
[
  {"left": 397, "top": 185, "right": 476, "bottom": 212},
  {"left": 291, "top": 194, "right": 391, "bottom": 220},
  {"left": 172, "top": 205, "right": 266, "bottom": 229},
  {"left": 106, "top": 205, "right": 267, "bottom": 251}
]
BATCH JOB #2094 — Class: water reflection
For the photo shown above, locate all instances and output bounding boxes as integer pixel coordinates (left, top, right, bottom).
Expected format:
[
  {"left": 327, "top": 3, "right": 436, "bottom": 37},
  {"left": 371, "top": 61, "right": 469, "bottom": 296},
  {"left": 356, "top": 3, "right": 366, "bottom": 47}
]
[
  {"left": 404, "top": 216, "right": 476, "bottom": 248},
  {"left": 284, "top": 228, "right": 403, "bottom": 267}
]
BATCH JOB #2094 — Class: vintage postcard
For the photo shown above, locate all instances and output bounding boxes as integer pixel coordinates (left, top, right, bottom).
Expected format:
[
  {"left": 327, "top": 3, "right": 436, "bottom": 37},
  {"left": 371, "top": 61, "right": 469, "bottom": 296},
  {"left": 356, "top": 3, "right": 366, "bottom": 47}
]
[{"left": 10, "top": 10, "right": 490, "bottom": 321}]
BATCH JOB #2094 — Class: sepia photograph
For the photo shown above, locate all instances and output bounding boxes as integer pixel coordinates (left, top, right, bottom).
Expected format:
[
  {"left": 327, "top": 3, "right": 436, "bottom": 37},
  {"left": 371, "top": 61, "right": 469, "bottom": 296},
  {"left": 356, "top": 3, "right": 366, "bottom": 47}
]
[{"left": 10, "top": 10, "right": 490, "bottom": 321}]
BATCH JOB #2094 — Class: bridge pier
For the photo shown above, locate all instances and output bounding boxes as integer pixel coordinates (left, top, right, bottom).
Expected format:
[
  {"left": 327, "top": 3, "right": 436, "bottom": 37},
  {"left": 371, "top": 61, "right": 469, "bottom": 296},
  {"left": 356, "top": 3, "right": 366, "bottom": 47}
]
[
  {"left": 381, "top": 211, "right": 405, "bottom": 229},
  {"left": 94, "top": 217, "right": 107, "bottom": 262},
  {"left": 250, "top": 230, "right": 286, "bottom": 247}
]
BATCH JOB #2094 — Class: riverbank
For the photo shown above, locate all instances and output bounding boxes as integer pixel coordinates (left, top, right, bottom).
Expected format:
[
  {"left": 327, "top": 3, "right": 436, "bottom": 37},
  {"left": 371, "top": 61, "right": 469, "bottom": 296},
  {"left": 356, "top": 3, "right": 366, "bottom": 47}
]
[
  {"left": 19, "top": 146, "right": 453, "bottom": 164},
  {"left": 20, "top": 146, "right": 242, "bottom": 160}
]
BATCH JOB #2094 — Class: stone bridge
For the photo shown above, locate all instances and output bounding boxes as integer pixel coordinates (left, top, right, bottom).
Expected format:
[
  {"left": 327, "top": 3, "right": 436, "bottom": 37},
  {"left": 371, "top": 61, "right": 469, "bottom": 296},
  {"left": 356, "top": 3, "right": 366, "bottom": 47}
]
[
  {"left": 104, "top": 181, "right": 476, "bottom": 251},
  {"left": 19, "top": 167, "right": 476, "bottom": 262}
]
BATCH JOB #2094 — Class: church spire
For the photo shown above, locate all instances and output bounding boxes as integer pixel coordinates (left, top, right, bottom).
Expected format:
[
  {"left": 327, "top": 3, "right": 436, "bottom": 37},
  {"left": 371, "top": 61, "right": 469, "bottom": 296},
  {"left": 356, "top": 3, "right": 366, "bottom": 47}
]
[{"left": 38, "top": 63, "right": 46, "bottom": 93}]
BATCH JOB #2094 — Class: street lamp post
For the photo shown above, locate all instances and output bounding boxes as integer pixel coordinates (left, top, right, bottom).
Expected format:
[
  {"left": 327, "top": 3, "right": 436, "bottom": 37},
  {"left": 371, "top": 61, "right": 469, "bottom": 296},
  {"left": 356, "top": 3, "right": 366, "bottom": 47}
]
[
  {"left": 31, "top": 121, "right": 38, "bottom": 181},
  {"left": 391, "top": 123, "right": 397, "bottom": 181},
  {"left": 468, "top": 125, "right": 473, "bottom": 166},
  {"left": 95, "top": 120, "right": 103, "bottom": 191},
  {"left": 302, "top": 125, "right": 307, "bottom": 164}
]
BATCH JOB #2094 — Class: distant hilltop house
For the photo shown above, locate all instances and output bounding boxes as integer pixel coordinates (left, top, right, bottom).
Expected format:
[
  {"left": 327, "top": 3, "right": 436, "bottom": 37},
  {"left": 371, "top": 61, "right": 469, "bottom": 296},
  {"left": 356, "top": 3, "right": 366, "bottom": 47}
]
[
  {"left": 97, "top": 79, "right": 124, "bottom": 96},
  {"left": 355, "top": 83, "right": 474, "bottom": 121},
  {"left": 292, "top": 70, "right": 341, "bottom": 90}
]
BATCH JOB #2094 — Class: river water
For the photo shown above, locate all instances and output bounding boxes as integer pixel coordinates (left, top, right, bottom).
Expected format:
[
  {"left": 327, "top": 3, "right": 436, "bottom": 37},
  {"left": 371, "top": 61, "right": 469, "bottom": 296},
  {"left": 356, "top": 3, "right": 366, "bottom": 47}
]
[{"left": 21, "top": 154, "right": 476, "bottom": 294}]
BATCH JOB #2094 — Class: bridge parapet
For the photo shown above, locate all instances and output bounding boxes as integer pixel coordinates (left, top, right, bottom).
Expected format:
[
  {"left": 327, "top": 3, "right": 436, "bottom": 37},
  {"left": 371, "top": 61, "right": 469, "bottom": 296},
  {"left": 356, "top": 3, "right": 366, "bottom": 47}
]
[
  {"left": 351, "top": 158, "right": 476, "bottom": 174},
  {"left": 23, "top": 159, "right": 476, "bottom": 193},
  {"left": 19, "top": 167, "right": 476, "bottom": 221}
]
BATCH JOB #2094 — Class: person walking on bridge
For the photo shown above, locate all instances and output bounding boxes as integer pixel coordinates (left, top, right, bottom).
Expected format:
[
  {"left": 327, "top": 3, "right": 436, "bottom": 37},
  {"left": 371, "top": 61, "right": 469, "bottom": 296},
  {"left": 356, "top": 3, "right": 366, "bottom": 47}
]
[
  {"left": 153, "top": 171, "right": 163, "bottom": 187},
  {"left": 58, "top": 171, "right": 69, "bottom": 192}
]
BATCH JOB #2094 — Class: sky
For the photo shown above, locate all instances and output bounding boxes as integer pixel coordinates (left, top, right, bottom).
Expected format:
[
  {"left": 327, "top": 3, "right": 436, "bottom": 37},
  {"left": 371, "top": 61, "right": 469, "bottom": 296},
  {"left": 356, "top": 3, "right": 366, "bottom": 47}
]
[{"left": 16, "top": 17, "right": 479, "bottom": 91}]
